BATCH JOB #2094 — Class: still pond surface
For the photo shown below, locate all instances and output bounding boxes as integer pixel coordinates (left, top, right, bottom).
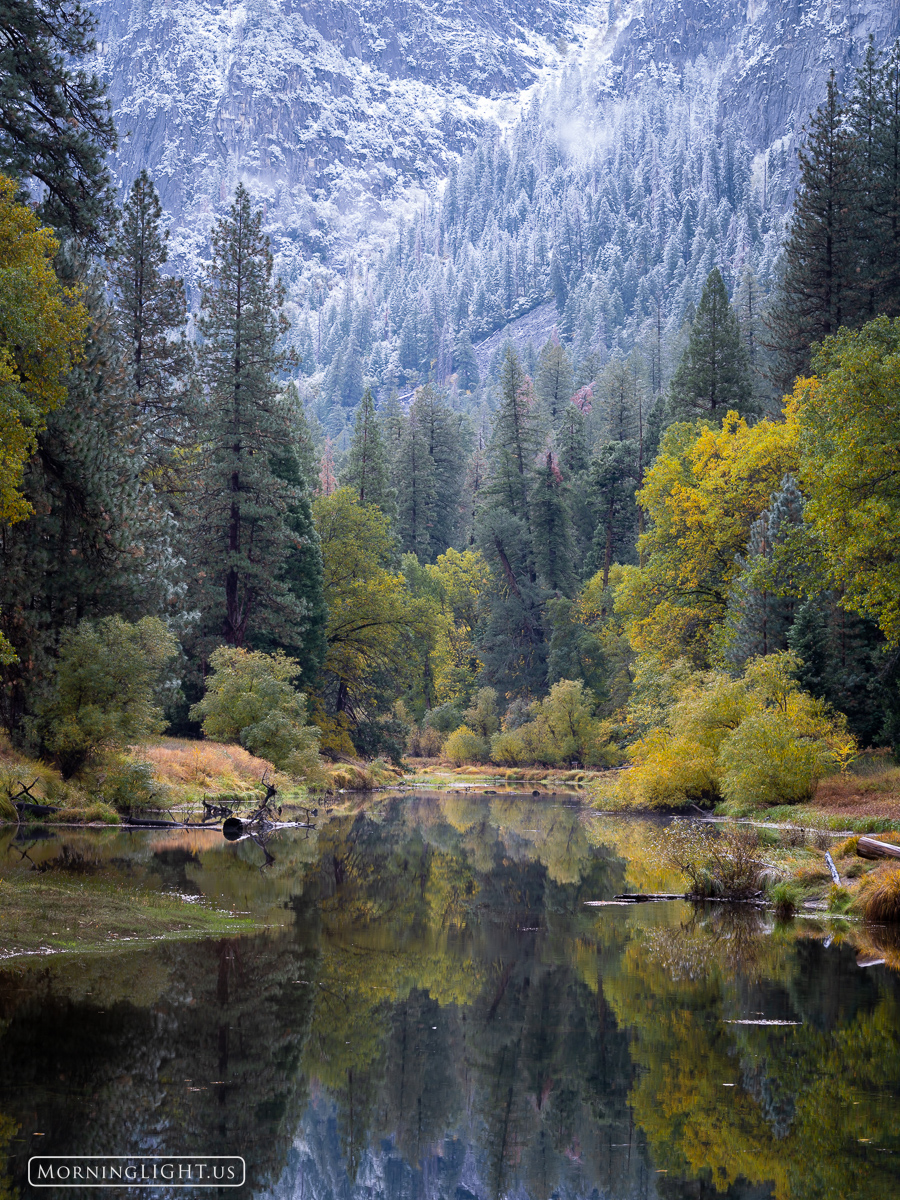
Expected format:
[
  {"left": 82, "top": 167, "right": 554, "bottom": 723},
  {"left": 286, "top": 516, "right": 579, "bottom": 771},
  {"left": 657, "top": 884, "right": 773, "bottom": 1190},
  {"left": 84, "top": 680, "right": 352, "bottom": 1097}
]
[{"left": 1, "top": 792, "right": 899, "bottom": 1199}]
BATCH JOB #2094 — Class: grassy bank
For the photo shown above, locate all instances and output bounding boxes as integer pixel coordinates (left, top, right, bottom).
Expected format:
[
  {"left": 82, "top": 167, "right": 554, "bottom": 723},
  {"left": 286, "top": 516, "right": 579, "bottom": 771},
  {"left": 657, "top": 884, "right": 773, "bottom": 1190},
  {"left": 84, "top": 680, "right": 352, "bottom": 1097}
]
[
  {"left": 0, "top": 870, "right": 256, "bottom": 958},
  {"left": 1, "top": 734, "right": 407, "bottom": 827}
]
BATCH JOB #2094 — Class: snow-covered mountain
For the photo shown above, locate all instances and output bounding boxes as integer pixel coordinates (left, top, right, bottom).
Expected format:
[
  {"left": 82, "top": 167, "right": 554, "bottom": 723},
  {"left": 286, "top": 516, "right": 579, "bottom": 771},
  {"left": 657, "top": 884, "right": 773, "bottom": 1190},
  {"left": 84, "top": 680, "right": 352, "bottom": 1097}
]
[
  {"left": 91, "top": 0, "right": 900, "bottom": 415},
  {"left": 92, "top": 0, "right": 606, "bottom": 282}
]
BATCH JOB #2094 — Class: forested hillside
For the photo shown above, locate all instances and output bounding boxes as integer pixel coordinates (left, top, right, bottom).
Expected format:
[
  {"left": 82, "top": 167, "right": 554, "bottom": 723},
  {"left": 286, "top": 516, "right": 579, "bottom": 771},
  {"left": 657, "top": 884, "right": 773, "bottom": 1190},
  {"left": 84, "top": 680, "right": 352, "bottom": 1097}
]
[{"left": 3, "top": 0, "right": 900, "bottom": 818}]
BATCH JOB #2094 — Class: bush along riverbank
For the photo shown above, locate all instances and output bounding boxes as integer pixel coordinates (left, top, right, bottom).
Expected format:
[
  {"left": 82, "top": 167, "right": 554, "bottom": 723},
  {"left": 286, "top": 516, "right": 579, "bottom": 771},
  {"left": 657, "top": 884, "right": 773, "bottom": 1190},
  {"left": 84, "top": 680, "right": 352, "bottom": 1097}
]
[{"left": 651, "top": 818, "right": 900, "bottom": 929}]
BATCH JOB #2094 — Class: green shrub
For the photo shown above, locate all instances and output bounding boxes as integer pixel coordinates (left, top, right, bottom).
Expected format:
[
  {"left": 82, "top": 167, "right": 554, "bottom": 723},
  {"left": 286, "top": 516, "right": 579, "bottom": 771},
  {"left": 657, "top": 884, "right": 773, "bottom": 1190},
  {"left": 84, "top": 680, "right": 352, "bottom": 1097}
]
[
  {"left": 98, "top": 756, "right": 171, "bottom": 814},
  {"left": 463, "top": 688, "right": 501, "bottom": 739},
  {"left": 718, "top": 710, "right": 830, "bottom": 807},
  {"left": 425, "top": 703, "right": 463, "bottom": 736},
  {"left": 444, "top": 725, "right": 490, "bottom": 765},
  {"left": 190, "top": 646, "right": 320, "bottom": 778},
  {"left": 490, "top": 728, "right": 530, "bottom": 766},
  {"left": 489, "top": 680, "right": 619, "bottom": 768},
  {"left": 33, "top": 616, "right": 178, "bottom": 778}
]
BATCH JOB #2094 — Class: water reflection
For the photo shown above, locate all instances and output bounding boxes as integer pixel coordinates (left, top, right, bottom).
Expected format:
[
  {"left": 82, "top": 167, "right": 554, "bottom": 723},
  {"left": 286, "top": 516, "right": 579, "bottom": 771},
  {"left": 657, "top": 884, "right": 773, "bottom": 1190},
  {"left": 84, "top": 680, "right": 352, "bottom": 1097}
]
[{"left": 1, "top": 795, "right": 900, "bottom": 1198}]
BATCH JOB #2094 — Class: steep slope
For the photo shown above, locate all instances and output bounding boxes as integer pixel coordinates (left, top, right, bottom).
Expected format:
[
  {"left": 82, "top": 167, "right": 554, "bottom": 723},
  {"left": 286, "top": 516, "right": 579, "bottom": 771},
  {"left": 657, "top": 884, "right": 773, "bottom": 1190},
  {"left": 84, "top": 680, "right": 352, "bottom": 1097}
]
[{"left": 92, "top": 0, "right": 603, "bottom": 283}]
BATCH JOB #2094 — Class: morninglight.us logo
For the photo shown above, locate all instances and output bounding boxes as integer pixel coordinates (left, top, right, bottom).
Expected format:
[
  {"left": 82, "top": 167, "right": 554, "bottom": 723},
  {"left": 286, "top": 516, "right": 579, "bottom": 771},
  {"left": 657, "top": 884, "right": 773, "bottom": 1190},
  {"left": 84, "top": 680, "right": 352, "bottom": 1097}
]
[{"left": 27, "top": 1156, "right": 246, "bottom": 1188}]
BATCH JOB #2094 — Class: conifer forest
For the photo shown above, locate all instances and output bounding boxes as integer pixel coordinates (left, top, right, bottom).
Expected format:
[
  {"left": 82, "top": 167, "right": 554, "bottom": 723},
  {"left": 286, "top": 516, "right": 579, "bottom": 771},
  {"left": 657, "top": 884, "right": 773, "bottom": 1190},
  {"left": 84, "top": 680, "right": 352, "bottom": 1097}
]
[{"left": 3, "top": 1, "right": 900, "bottom": 803}]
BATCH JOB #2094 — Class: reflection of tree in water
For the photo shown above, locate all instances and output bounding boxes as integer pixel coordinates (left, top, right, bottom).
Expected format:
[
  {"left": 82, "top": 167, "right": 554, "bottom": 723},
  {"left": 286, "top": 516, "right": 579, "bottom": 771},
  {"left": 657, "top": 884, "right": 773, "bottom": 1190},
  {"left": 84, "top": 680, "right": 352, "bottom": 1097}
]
[
  {"left": 0, "top": 930, "right": 317, "bottom": 1195},
  {"left": 8, "top": 798, "right": 900, "bottom": 1200},
  {"left": 606, "top": 909, "right": 900, "bottom": 1199}
]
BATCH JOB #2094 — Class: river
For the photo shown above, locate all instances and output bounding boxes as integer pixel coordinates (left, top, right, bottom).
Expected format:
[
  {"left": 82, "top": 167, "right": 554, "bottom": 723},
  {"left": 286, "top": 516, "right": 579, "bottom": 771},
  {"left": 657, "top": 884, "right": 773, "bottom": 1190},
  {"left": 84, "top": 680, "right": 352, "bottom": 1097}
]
[{"left": 1, "top": 791, "right": 898, "bottom": 1199}]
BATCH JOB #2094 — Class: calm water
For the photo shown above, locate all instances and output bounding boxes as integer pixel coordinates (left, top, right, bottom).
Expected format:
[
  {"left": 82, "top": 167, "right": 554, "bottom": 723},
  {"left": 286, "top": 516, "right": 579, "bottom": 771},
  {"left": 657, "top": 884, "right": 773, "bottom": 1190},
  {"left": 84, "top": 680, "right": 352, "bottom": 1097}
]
[{"left": 1, "top": 793, "right": 900, "bottom": 1200}]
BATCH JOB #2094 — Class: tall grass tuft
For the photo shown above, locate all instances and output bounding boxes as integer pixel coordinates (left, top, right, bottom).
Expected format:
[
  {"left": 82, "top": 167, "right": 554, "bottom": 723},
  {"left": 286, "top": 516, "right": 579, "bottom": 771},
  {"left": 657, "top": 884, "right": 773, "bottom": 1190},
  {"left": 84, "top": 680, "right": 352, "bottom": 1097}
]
[{"left": 859, "top": 869, "right": 900, "bottom": 923}]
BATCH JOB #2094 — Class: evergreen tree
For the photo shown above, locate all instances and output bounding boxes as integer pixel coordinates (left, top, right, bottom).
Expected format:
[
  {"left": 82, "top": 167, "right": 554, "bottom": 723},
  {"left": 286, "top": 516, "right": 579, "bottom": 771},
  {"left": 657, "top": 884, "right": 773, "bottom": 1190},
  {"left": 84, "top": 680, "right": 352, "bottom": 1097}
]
[
  {"left": 409, "top": 384, "right": 469, "bottom": 559},
  {"left": 341, "top": 387, "right": 393, "bottom": 513},
  {"left": 723, "top": 479, "right": 801, "bottom": 667},
  {"left": 669, "top": 267, "right": 753, "bottom": 421},
  {"left": 530, "top": 451, "right": 574, "bottom": 594},
  {"left": 485, "top": 347, "right": 540, "bottom": 516},
  {"left": 110, "top": 170, "right": 192, "bottom": 474},
  {"left": 852, "top": 38, "right": 900, "bottom": 319},
  {"left": 0, "top": 245, "right": 176, "bottom": 732},
  {"left": 453, "top": 331, "right": 480, "bottom": 392},
  {"left": 284, "top": 382, "right": 318, "bottom": 493},
  {"left": 0, "top": 0, "right": 117, "bottom": 241},
  {"left": 395, "top": 404, "right": 436, "bottom": 560},
  {"left": 475, "top": 508, "right": 548, "bottom": 696},
  {"left": 536, "top": 337, "right": 573, "bottom": 426},
  {"left": 190, "top": 184, "right": 309, "bottom": 653},
  {"left": 250, "top": 438, "right": 327, "bottom": 690},
  {"left": 770, "top": 74, "right": 863, "bottom": 385},
  {"left": 586, "top": 440, "right": 640, "bottom": 587}
]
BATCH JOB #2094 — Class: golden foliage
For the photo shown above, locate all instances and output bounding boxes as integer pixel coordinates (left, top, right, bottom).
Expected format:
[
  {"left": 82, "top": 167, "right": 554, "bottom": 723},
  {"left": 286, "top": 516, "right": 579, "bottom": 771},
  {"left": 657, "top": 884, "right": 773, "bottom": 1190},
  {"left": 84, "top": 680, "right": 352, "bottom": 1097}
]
[
  {"left": 0, "top": 174, "right": 87, "bottom": 526},
  {"left": 616, "top": 411, "right": 799, "bottom": 665}
]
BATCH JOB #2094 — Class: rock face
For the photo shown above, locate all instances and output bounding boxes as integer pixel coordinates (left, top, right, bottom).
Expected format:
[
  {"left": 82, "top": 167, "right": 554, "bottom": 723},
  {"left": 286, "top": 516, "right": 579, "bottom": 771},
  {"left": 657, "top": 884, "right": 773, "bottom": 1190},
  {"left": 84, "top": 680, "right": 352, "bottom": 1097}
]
[
  {"left": 92, "top": 0, "right": 600, "bottom": 274},
  {"left": 91, "top": 0, "right": 900, "bottom": 285},
  {"left": 607, "top": 0, "right": 900, "bottom": 149}
]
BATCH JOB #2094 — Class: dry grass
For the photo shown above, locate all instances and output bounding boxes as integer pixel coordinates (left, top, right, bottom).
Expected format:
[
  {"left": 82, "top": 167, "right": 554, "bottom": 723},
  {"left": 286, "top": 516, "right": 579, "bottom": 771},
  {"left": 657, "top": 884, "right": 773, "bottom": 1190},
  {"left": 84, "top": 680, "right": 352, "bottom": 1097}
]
[
  {"left": 813, "top": 764, "right": 900, "bottom": 819},
  {"left": 142, "top": 738, "right": 279, "bottom": 792},
  {"left": 857, "top": 867, "right": 900, "bottom": 923}
]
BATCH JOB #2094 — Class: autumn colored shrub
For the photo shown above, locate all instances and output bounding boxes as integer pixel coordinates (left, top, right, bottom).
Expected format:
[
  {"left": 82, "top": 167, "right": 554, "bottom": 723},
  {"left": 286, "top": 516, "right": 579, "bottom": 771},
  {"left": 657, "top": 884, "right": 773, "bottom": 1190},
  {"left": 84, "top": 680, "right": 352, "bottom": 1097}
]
[
  {"left": 443, "top": 725, "right": 490, "bottom": 765},
  {"left": 622, "top": 652, "right": 853, "bottom": 810}
]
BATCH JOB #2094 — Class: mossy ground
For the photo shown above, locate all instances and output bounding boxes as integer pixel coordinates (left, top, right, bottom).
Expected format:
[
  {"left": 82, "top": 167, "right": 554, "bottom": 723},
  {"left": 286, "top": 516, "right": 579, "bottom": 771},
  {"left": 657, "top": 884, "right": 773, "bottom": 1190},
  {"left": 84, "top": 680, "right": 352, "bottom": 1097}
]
[{"left": 0, "top": 871, "right": 256, "bottom": 958}]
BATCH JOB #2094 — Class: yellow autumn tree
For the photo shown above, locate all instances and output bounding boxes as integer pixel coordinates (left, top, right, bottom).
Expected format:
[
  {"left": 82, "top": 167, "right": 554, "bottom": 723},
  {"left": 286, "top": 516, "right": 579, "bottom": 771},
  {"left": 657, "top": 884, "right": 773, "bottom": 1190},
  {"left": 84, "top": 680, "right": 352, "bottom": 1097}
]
[
  {"left": 0, "top": 174, "right": 87, "bottom": 662},
  {"left": 616, "top": 411, "right": 799, "bottom": 666},
  {"left": 312, "top": 487, "right": 432, "bottom": 754},
  {"left": 0, "top": 174, "right": 87, "bottom": 525}
]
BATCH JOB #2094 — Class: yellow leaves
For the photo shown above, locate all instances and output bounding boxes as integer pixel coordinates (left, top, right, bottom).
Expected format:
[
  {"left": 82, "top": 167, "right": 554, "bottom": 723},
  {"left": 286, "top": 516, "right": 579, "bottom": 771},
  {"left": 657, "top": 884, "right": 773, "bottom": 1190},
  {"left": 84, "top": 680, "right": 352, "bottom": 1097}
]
[
  {"left": 619, "top": 411, "right": 799, "bottom": 665},
  {"left": 0, "top": 173, "right": 87, "bottom": 526}
]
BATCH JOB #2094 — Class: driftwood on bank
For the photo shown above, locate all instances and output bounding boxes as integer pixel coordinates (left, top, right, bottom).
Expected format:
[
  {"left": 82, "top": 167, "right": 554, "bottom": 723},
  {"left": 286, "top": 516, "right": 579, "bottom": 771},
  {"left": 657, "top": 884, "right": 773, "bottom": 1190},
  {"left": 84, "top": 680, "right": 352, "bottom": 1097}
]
[{"left": 856, "top": 836, "right": 900, "bottom": 862}]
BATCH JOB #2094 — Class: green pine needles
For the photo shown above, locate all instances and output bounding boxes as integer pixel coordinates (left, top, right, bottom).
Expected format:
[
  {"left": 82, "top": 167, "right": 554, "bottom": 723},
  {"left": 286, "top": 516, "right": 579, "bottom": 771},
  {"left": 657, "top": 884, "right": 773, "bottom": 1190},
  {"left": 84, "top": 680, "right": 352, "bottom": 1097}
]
[{"left": 191, "top": 184, "right": 316, "bottom": 653}]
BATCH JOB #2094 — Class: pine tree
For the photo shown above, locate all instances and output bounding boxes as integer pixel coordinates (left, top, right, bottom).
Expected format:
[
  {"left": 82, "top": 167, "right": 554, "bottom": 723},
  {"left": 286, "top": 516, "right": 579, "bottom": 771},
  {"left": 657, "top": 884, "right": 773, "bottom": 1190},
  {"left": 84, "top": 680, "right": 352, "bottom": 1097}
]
[
  {"left": 284, "top": 382, "right": 318, "bottom": 493},
  {"left": 110, "top": 170, "right": 192, "bottom": 474},
  {"left": 453, "top": 331, "right": 480, "bottom": 392},
  {"left": 190, "top": 184, "right": 308, "bottom": 652},
  {"left": 770, "top": 74, "right": 863, "bottom": 385},
  {"left": 669, "top": 267, "right": 753, "bottom": 421},
  {"left": 852, "top": 38, "right": 900, "bottom": 319},
  {"left": 395, "top": 404, "right": 436, "bottom": 560},
  {"left": 536, "top": 337, "right": 573, "bottom": 427},
  {"left": 475, "top": 508, "right": 548, "bottom": 696},
  {"left": 341, "top": 387, "right": 393, "bottom": 513},
  {"left": 485, "top": 347, "right": 540, "bottom": 516},
  {"left": 250, "top": 435, "right": 327, "bottom": 690},
  {"left": 0, "top": 0, "right": 117, "bottom": 241},
  {"left": 0, "top": 245, "right": 176, "bottom": 732},
  {"left": 530, "top": 451, "right": 574, "bottom": 594},
  {"left": 409, "top": 384, "right": 469, "bottom": 559},
  {"left": 586, "top": 440, "right": 640, "bottom": 587}
]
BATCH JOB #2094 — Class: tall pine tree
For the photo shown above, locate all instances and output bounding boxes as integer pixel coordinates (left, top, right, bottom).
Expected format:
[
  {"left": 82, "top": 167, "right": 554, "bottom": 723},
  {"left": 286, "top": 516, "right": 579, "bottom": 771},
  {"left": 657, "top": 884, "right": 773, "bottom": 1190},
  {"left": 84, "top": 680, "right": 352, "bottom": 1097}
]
[
  {"left": 770, "top": 74, "right": 863, "bottom": 385},
  {"left": 190, "top": 184, "right": 312, "bottom": 655},
  {"left": 110, "top": 170, "right": 192, "bottom": 475},
  {"left": 669, "top": 267, "right": 753, "bottom": 421},
  {"left": 341, "top": 387, "right": 393, "bottom": 513}
]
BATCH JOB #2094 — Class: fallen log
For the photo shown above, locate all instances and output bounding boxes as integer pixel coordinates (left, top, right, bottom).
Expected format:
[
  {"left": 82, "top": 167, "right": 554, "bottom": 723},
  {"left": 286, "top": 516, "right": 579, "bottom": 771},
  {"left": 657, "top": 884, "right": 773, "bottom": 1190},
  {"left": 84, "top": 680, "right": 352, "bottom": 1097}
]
[{"left": 857, "top": 836, "right": 900, "bottom": 862}]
